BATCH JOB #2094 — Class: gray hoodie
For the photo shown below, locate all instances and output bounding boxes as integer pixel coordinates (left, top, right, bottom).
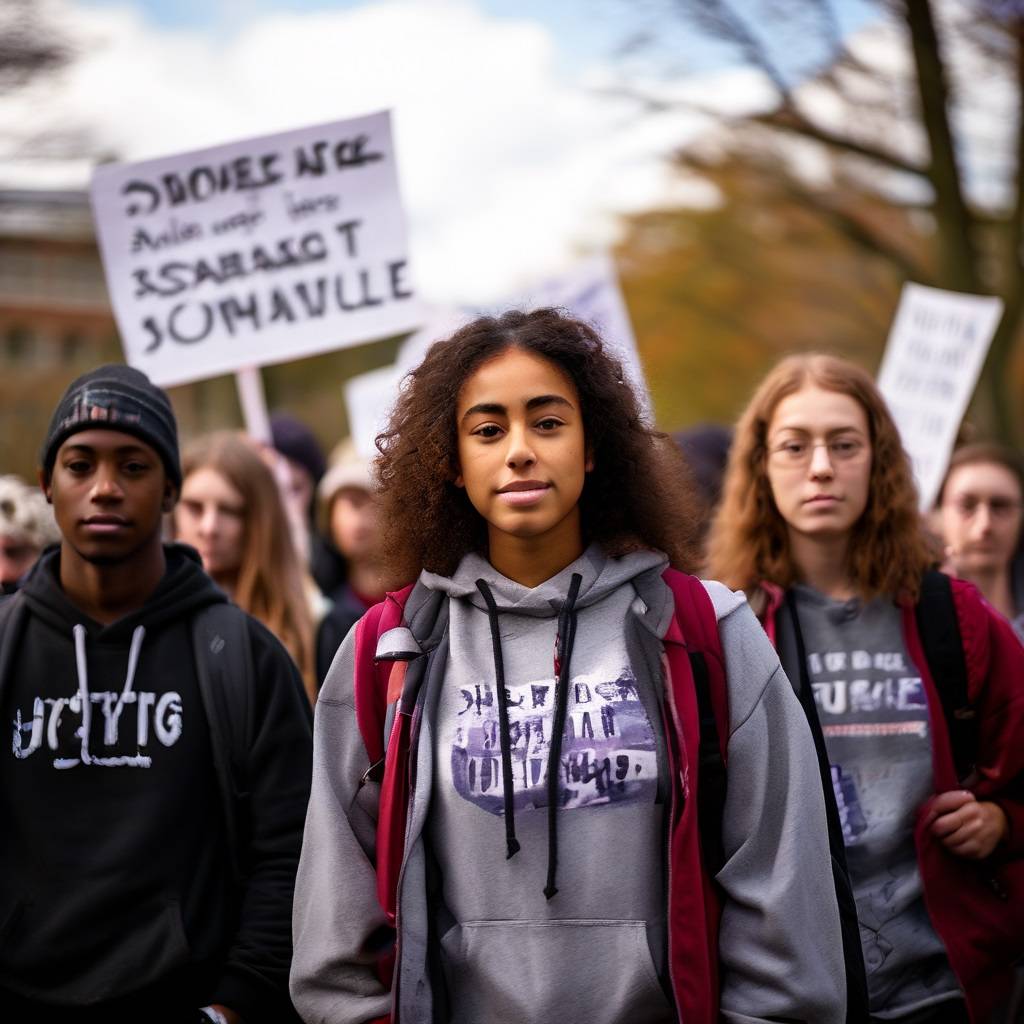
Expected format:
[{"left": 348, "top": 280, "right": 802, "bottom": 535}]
[{"left": 291, "top": 546, "right": 845, "bottom": 1024}]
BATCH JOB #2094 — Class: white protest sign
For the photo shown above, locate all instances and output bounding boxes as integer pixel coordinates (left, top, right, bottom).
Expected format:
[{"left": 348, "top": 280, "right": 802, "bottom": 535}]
[
  {"left": 877, "top": 283, "right": 1004, "bottom": 511},
  {"left": 514, "top": 252, "right": 650, "bottom": 417},
  {"left": 344, "top": 364, "right": 402, "bottom": 462},
  {"left": 90, "top": 111, "right": 420, "bottom": 388},
  {"left": 345, "top": 257, "right": 645, "bottom": 454},
  {"left": 394, "top": 307, "right": 471, "bottom": 378}
]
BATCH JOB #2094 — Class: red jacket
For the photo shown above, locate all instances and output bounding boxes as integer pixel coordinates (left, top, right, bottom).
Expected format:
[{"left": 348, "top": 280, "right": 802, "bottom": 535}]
[
  {"left": 353, "top": 570, "right": 731, "bottom": 1024},
  {"left": 759, "top": 578, "right": 1024, "bottom": 1023}
]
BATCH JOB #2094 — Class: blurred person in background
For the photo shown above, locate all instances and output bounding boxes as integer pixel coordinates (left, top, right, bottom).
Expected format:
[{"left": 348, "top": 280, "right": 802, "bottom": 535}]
[
  {"left": 314, "top": 444, "right": 386, "bottom": 682},
  {"left": 936, "top": 443, "right": 1024, "bottom": 644},
  {"left": 673, "top": 424, "right": 732, "bottom": 512},
  {"left": 0, "top": 474, "right": 60, "bottom": 590},
  {"left": 672, "top": 424, "right": 732, "bottom": 558},
  {"left": 175, "top": 431, "right": 318, "bottom": 703},
  {"left": 708, "top": 353, "right": 1024, "bottom": 1024},
  {"left": 269, "top": 412, "right": 345, "bottom": 597}
]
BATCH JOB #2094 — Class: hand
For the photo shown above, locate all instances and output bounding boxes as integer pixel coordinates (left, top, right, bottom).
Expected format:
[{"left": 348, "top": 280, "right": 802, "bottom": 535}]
[{"left": 927, "top": 790, "right": 1008, "bottom": 859}]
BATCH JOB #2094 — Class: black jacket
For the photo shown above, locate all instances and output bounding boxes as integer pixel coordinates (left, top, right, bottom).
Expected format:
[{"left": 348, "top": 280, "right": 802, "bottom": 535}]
[{"left": 0, "top": 545, "right": 312, "bottom": 1022}]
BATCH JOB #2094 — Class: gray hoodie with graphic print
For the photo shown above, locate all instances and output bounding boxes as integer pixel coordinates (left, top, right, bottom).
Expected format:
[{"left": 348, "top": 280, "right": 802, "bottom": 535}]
[{"left": 291, "top": 546, "right": 845, "bottom": 1024}]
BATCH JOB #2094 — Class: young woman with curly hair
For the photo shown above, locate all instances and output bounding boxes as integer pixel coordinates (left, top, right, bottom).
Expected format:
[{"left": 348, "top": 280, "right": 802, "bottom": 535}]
[
  {"left": 291, "top": 309, "right": 846, "bottom": 1024},
  {"left": 174, "top": 430, "right": 318, "bottom": 701},
  {"left": 708, "top": 353, "right": 1024, "bottom": 1024}
]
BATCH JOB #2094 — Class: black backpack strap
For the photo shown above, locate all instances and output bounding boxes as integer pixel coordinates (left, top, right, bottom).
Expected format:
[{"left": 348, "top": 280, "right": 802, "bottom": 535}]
[
  {"left": 690, "top": 650, "right": 727, "bottom": 876},
  {"left": 0, "top": 592, "right": 27, "bottom": 707},
  {"left": 191, "top": 602, "right": 254, "bottom": 886},
  {"left": 785, "top": 592, "right": 871, "bottom": 1024},
  {"left": 915, "top": 570, "right": 976, "bottom": 782}
]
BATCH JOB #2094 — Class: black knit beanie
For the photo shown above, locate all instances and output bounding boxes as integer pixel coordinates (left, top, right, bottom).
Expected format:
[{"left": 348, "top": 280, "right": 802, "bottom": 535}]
[{"left": 41, "top": 364, "right": 181, "bottom": 488}]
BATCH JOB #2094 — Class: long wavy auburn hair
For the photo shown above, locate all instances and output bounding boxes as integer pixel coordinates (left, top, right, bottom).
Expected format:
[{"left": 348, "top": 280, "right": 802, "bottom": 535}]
[
  {"left": 180, "top": 431, "right": 316, "bottom": 701},
  {"left": 706, "top": 353, "right": 935, "bottom": 602},
  {"left": 375, "top": 308, "right": 701, "bottom": 583}
]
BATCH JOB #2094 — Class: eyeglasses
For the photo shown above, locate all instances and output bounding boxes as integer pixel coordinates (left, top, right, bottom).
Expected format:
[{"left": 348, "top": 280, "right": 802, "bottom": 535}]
[
  {"left": 945, "top": 495, "right": 1023, "bottom": 520},
  {"left": 767, "top": 438, "right": 867, "bottom": 467}
]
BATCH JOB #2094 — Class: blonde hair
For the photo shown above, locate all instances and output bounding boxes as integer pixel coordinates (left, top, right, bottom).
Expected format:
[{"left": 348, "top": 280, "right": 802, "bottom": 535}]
[
  {"left": 707, "top": 353, "right": 935, "bottom": 601},
  {"left": 180, "top": 431, "right": 316, "bottom": 701}
]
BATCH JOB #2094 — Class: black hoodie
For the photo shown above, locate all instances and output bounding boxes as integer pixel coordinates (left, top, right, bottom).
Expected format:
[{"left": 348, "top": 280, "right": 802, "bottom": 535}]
[{"left": 0, "top": 545, "right": 312, "bottom": 1022}]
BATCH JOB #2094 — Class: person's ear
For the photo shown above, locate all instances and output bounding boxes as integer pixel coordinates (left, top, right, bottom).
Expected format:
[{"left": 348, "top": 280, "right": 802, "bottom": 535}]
[
  {"left": 585, "top": 444, "right": 594, "bottom": 473},
  {"left": 38, "top": 469, "right": 52, "bottom": 503},
  {"left": 454, "top": 472, "right": 464, "bottom": 488},
  {"left": 161, "top": 479, "right": 178, "bottom": 514}
]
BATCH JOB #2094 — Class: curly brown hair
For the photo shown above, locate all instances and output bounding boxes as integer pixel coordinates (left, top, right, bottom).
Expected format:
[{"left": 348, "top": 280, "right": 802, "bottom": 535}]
[
  {"left": 375, "top": 308, "right": 700, "bottom": 583},
  {"left": 706, "top": 353, "right": 935, "bottom": 601}
]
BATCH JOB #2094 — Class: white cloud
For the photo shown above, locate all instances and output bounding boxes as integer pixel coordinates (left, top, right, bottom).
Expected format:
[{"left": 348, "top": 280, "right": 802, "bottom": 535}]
[{"left": 0, "top": 0, "right": 769, "bottom": 303}]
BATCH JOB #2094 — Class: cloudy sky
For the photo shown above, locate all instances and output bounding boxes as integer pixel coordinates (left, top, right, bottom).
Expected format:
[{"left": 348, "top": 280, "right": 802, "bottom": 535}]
[{"left": 4, "top": 0, "right": 877, "bottom": 303}]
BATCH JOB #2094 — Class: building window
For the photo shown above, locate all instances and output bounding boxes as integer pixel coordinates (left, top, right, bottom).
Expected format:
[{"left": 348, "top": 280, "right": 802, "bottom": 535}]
[
  {"left": 5, "top": 325, "right": 31, "bottom": 363},
  {"left": 60, "top": 330, "right": 83, "bottom": 364}
]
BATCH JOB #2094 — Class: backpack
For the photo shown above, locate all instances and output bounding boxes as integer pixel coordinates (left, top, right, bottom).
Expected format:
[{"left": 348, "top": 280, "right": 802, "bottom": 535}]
[
  {"left": 0, "top": 592, "right": 255, "bottom": 885},
  {"left": 914, "top": 570, "right": 977, "bottom": 781},
  {"left": 354, "top": 569, "right": 867, "bottom": 1021}
]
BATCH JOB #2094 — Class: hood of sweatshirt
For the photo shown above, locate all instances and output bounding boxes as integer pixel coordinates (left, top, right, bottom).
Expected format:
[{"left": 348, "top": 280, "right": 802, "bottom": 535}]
[
  {"left": 20, "top": 542, "right": 226, "bottom": 643},
  {"left": 417, "top": 542, "right": 672, "bottom": 901},
  {"left": 420, "top": 543, "right": 672, "bottom": 633}
]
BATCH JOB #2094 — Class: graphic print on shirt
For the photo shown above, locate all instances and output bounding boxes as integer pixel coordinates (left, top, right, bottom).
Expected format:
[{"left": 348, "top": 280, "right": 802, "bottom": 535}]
[
  {"left": 450, "top": 666, "right": 657, "bottom": 814},
  {"left": 809, "top": 644, "right": 944, "bottom": 981},
  {"left": 809, "top": 647, "right": 929, "bottom": 846},
  {"left": 10, "top": 627, "right": 182, "bottom": 769}
]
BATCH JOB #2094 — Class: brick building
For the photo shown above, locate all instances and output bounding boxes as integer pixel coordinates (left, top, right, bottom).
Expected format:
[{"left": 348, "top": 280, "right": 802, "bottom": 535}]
[{"left": 0, "top": 189, "right": 120, "bottom": 478}]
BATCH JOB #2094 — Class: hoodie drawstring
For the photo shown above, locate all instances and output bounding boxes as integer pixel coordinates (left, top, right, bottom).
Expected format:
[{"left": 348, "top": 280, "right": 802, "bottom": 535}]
[
  {"left": 545, "top": 572, "right": 582, "bottom": 900},
  {"left": 111, "top": 625, "right": 146, "bottom": 744},
  {"left": 475, "top": 579, "right": 521, "bottom": 860},
  {"left": 73, "top": 624, "right": 92, "bottom": 763},
  {"left": 73, "top": 623, "right": 147, "bottom": 760},
  {"left": 475, "top": 572, "right": 583, "bottom": 900}
]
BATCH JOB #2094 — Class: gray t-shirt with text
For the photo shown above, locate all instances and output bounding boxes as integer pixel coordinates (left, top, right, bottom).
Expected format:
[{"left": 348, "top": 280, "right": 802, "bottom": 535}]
[{"left": 783, "top": 586, "right": 962, "bottom": 1019}]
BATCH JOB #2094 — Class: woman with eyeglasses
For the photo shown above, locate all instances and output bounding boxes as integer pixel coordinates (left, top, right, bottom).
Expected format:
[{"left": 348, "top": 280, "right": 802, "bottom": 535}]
[
  {"left": 707, "top": 354, "right": 1024, "bottom": 1024},
  {"left": 936, "top": 443, "right": 1024, "bottom": 645}
]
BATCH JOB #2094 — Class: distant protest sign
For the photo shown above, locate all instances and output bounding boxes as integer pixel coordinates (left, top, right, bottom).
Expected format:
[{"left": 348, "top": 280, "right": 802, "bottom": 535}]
[
  {"left": 877, "top": 283, "right": 1004, "bottom": 511},
  {"left": 90, "top": 111, "right": 419, "bottom": 388},
  {"left": 344, "top": 363, "right": 401, "bottom": 461},
  {"left": 348, "top": 256, "right": 646, "bottom": 454},
  {"left": 519, "top": 253, "right": 649, "bottom": 417}
]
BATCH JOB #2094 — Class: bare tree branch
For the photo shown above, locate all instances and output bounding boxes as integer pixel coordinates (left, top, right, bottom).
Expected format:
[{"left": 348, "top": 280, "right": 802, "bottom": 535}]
[
  {"left": 0, "top": 0, "right": 69, "bottom": 91},
  {"left": 1011, "top": 18, "right": 1024, "bottom": 291},
  {"left": 672, "top": 0, "right": 792, "bottom": 96},
  {"left": 749, "top": 107, "right": 928, "bottom": 177},
  {"left": 776, "top": 178, "right": 932, "bottom": 282},
  {"left": 904, "top": 0, "right": 981, "bottom": 289}
]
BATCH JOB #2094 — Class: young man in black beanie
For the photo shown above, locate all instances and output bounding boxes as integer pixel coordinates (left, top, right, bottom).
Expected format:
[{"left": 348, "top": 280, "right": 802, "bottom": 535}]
[{"left": 0, "top": 365, "right": 313, "bottom": 1024}]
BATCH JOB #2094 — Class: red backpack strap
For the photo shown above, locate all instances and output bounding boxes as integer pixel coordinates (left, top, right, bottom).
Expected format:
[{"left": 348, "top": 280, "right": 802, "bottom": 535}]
[
  {"left": 352, "top": 583, "right": 415, "bottom": 769},
  {"left": 660, "top": 568, "right": 729, "bottom": 1021},
  {"left": 352, "top": 583, "right": 417, "bottom": 952},
  {"left": 661, "top": 568, "right": 729, "bottom": 755},
  {"left": 662, "top": 568, "right": 730, "bottom": 880}
]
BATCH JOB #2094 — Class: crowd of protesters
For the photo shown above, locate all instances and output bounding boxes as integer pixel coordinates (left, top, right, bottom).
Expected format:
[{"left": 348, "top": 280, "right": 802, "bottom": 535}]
[{"left": 0, "top": 311, "right": 1021, "bottom": 1024}]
